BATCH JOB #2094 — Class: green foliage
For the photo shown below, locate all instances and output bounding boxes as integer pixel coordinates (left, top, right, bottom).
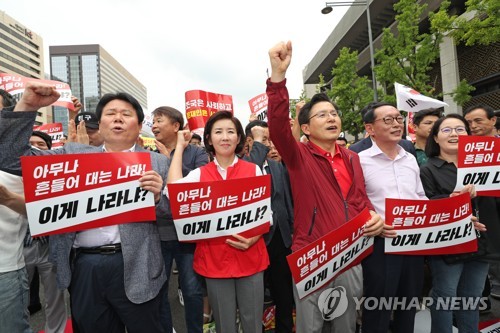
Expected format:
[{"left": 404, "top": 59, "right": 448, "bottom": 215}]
[
  {"left": 329, "top": 47, "right": 374, "bottom": 141},
  {"left": 374, "top": 0, "right": 444, "bottom": 97},
  {"left": 453, "top": 0, "right": 500, "bottom": 46},
  {"left": 451, "top": 79, "right": 476, "bottom": 105},
  {"left": 373, "top": 0, "right": 483, "bottom": 105}
]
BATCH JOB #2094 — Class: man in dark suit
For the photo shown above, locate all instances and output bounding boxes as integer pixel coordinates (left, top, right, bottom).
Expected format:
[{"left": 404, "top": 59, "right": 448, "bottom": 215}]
[
  {"left": 244, "top": 120, "right": 294, "bottom": 333},
  {"left": 349, "top": 102, "right": 417, "bottom": 158},
  {"left": 0, "top": 82, "right": 168, "bottom": 333}
]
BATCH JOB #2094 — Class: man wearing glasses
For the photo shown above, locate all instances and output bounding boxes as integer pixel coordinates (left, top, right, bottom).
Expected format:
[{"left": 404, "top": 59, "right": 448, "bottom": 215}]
[
  {"left": 349, "top": 102, "right": 416, "bottom": 158},
  {"left": 266, "top": 41, "right": 385, "bottom": 333},
  {"left": 357, "top": 102, "right": 428, "bottom": 333},
  {"left": 463, "top": 104, "right": 500, "bottom": 309}
]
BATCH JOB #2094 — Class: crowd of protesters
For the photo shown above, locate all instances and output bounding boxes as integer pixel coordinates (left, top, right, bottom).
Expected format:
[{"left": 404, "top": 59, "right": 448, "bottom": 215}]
[{"left": 0, "top": 40, "right": 499, "bottom": 333}]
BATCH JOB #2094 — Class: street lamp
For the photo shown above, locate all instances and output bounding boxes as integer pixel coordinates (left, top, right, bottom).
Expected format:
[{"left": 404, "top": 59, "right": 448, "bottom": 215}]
[{"left": 322, "top": 1, "right": 378, "bottom": 101}]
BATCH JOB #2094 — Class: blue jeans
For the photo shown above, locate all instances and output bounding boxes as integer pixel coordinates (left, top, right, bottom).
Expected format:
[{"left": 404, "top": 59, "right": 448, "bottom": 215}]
[
  {"left": 160, "top": 240, "right": 203, "bottom": 333},
  {"left": 429, "top": 257, "right": 489, "bottom": 333},
  {"left": 0, "top": 268, "right": 33, "bottom": 333}
]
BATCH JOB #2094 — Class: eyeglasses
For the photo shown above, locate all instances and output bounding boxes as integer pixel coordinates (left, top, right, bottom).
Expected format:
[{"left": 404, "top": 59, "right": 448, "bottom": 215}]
[
  {"left": 309, "top": 111, "right": 339, "bottom": 121},
  {"left": 373, "top": 116, "right": 404, "bottom": 125},
  {"left": 440, "top": 126, "right": 467, "bottom": 135}
]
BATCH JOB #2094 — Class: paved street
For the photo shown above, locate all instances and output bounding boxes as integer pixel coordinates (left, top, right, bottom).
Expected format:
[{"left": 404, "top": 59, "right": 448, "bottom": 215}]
[{"left": 30, "top": 275, "right": 500, "bottom": 333}]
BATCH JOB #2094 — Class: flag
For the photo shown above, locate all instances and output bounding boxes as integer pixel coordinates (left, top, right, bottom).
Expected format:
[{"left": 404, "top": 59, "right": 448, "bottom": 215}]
[{"left": 395, "top": 82, "right": 448, "bottom": 112}]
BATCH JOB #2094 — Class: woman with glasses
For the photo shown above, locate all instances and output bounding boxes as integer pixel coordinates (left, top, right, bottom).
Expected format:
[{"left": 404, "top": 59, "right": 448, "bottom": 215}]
[{"left": 420, "top": 114, "right": 488, "bottom": 333}]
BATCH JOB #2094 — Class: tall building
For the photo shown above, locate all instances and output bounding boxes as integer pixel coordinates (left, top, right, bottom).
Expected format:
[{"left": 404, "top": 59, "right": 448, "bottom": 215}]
[
  {"left": 303, "top": 0, "right": 500, "bottom": 113},
  {"left": 0, "top": 11, "right": 48, "bottom": 124},
  {"left": 49, "top": 44, "right": 147, "bottom": 134}
]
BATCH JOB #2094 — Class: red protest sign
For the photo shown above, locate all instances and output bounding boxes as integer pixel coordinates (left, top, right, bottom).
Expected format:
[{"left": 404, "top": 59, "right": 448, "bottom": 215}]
[
  {"left": 456, "top": 136, "right": 500, "bottom": 197},
  {"left": 384, "top": 193, "right": 477, "bottom": 255},
  {"left": 248, "top": 93, "right": 268, "bottom": 121},
  {"left": 480, "top": 319, "right": 500, "bottom": 332},
  {"left": 184, "top": 90, "right": 233, "bottom": 133},
  {"left": 0, "top": 73, "right": 74, "bottom": 110},
  {"left": 33, "top": 123, "right": 64, "bottom": 149},
  {"left": 167, "top": 175, "right": 271, "bottom": 242},
  {"left": 20, "top": 152, "right": 155, "bottom": 236},
  {"left": 287, "top": 208, "right": 373, "bottom": 299}
]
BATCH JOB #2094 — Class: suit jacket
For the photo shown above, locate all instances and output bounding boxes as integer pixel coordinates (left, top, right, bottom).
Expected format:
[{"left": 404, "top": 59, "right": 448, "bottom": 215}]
[
  {"left": 245, "top": 142, "right": 293, "bottom": 248},
  {"left": 0, "top": 110, "right": 168, "bottom": 304},
  {"left": 349, "top": 137, "right": 417, "bottom": 158}
]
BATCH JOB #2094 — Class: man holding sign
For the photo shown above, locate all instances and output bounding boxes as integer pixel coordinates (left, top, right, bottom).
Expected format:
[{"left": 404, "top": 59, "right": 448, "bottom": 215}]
[
  {"left": 357, "top": 102, "right": 428, "bottom": 333},
  {"left": 0, "top": 82, "right": 169, "bottom": 333},
  {"left": 267, "top": 41, "right": 384, "bottom": 333},
  {"left": 463, "top": 104, "right": 500, "bottom": 313}
]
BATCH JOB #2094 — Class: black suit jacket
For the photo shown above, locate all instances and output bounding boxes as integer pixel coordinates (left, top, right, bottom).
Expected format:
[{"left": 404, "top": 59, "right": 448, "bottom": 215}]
[
  {"left": 349, "top": 137, "right": 417, "bottom": 158},
  {"left": 245, "top": 142, "right": 294, "bottom": 248}
]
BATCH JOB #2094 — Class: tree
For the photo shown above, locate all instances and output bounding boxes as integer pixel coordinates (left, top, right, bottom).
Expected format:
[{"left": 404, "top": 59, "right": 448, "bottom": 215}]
[
  {"left": 432, "top": 0, "right": 500, "bottom": 46},
  {"left": 328, "top": 47, "right": 373, "bottom": 141},
  {"left": 374, "top": 0, "right": 446, "bottom": 101}
]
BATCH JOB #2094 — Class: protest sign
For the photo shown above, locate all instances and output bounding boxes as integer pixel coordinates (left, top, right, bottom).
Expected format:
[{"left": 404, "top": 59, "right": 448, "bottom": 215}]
[
  {"left": 287, "top": 208, "right": 373, "bottom": 299},
  {"left": 0, "top": 73, "right": 74, "bottom": 110},
  {"left": 167, "top": 175, "right": 271, "bottom": 241},
  {"left": 33, "top": 123, "right": 64, "bottom": 149},
  {"left": 21, "top": 152, "right": 155, "bottom": 236},
  {"left": 248, "top": 93, "right": 268, "bottom": 121},
  {"left": 456, "top": 135, "right": 500, "bottom": 197},
  {"left": 384, "top": 193, "right": 477, "bottom": 255},
  {"left": 479, "top": 319, "right": 500, "bottom": 333},
  {"left": 184, "top": 90, "right": 233, "bottom": 137}
]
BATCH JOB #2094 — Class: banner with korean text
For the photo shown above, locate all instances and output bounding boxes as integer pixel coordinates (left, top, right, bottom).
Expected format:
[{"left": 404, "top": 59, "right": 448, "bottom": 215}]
[
  {"left": 479, "top": 319, "right": 500, "bottom": 333},
  {"left": 384, "top": 193, "right": 477, "bottom": 255},
  {"left": 287, "top": 208, "right": 373, "bottom": 299},
  {"left": 167, "top": 175, "right": 271, "bottom": 242},
  {"left": 248, "top": 93, "right": 268, "bottom": 121},
  {"left": 20, "top": 152, "right": 156, "bottom": 236},
  {"left": 0, "top": 73, "right": 74, "bottom": 110},
  {"left": 33, "top": 123, "right": 64, "bottom": 149},
  {"left": 185, "top": 90, "right": 233, "bottom": 138},
  {"left": 455, "top": 136, "right": 500, "bottom": 197}
]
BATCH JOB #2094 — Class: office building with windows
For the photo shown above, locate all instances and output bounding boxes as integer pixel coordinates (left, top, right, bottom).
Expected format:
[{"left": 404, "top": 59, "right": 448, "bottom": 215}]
[
  {"left": 50, "top": 44, "right": 147, "bottom": 134},
  {"left": 0, "top": 11, "right": 48, "bottom": 124},
  {"left": 303, "top": 0, "right": 499, "bottom": 113}
]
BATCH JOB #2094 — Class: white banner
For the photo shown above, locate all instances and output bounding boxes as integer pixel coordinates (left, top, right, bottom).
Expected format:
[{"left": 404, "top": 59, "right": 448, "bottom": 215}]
[
  {"left": 385, "top": 216, "right": 475, "bottom": 254},
  {"left": 26, "top": 180, "right": 154, "bottom": 236},
  {"left": 173, "top": 197, "right": 270, "bottom": 241},
  {"left": 295, "top": 235, "right": 373, "bottom": 299}
]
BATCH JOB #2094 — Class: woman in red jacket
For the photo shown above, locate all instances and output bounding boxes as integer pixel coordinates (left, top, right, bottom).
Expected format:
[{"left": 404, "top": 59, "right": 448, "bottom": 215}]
[{"left": 167, "top": 111, "right": 269, "bottom": 333}]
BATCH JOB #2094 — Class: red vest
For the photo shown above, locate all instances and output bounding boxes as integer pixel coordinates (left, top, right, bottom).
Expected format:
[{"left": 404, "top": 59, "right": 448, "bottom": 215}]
[{"left": 193, "top": 160, "right": 270, "bottom": 278}]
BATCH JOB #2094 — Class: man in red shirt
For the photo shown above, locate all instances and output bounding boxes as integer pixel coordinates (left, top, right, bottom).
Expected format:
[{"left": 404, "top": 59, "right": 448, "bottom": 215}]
[{"left": 267, "top": 41, "right": 388, "bottom": 333}]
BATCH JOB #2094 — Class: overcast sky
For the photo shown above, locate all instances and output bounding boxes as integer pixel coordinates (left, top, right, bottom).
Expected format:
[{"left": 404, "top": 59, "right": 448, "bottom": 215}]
[{"left": 3, "top": 0, "right": 347, "bottom": 124}]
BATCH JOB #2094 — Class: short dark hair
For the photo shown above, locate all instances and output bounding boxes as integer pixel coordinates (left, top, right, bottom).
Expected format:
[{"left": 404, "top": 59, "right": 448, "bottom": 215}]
[
  {"left": 152, "top": 106, "right": 184, "bottom": 129},
  {"left": 298, "top": 93, "right": 338, "bottom": 126},
  {"left": 203, "top": 111, "right": 246, "bottom": 156},
  {"left": 191, "top": 133, "right": 202, "bottom": 141},
  {"left": 463, "top": 104, "right": 495, "bottom": 119},
  {"left": 425, "top": 114, "right": 470, "bottom": 158},
  {"left": 413, "top": 108, "right": 442, "bottom": 126},
  {"left": 361, "top": 102, "right": 396, "bottom": 123},
  {"left": 31, "top": 131, "right": 53, "bottom": 150},
  {"left": 244, "top": 120, "right": 268, "bottom": 138},
  {"left": 336, "top": 137, "right": 348, "bottom": 144},
  {"left": 0, "top": 89, "right": 16, "bottom": 109},
  {"left": 95, "top": 92, "right": 144, "bottom": 124}
]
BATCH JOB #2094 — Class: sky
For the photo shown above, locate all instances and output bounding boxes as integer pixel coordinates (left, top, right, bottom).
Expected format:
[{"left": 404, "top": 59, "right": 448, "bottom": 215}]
[{"left": 2, "top": 0, "right": 347, "bottom": 126}]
